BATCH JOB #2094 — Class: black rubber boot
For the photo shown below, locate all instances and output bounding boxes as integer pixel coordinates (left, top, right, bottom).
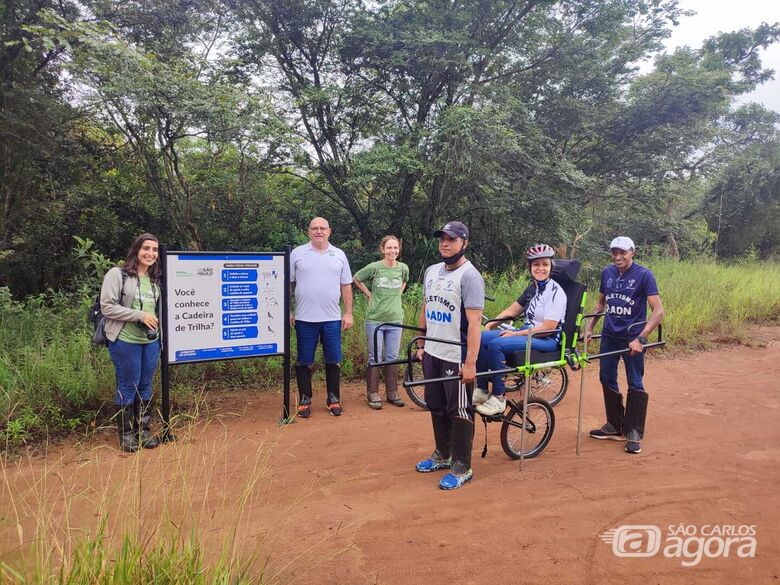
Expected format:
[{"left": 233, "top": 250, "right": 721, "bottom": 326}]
[
  {"left": 624, "top": 390, "right": 648, "bottom": 450},
  {"left": 430, "top": 412, "right": 451, "bottom": 461},
  {"left": 449, "top": 416, "right": 475, "bottom": 476},
  {"left": 384, "top": 364, "right": 405, "bottom": 407},
  {"left": 295, "top": 364, "right": 313, "bottom": 418},
  {"left": 325, "top": 363, "right": 343, "bottom": 416},
  {"left": 117, "top": 404, "right": 138, "bottom": 453},
  {"left": 367, "top": 366, "right": 382, "bottom": 409},
  {"left": 135, "top": 399, "right": 160, "bottom": 449},
  {"left": 590, "top": 386, "right": 624, "bottom": 439},
  {"left": 604, "top": 386, "right": 624, "bottom": 431}
]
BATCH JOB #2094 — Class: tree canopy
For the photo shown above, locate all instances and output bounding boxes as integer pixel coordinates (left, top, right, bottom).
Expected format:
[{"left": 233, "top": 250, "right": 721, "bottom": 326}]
[{"left": 2, "top": 0, "right": 779, "bottom": 296}]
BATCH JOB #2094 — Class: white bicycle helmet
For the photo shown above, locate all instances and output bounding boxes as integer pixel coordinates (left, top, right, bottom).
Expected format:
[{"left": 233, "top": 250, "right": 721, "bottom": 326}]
[{"left": 526, "top": 243, "right": 555, "bottom": 262}]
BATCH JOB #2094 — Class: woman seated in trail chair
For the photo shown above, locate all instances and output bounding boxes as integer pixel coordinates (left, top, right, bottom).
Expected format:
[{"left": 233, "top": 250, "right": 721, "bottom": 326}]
[{"left": 474, "top": 244, "right": 567, "bottom": 416}]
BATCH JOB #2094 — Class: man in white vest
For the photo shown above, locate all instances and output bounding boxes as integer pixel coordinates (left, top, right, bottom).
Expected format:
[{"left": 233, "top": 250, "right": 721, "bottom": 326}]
[{"left": 414, "top": 221, "right": 484, "bottom": 490}]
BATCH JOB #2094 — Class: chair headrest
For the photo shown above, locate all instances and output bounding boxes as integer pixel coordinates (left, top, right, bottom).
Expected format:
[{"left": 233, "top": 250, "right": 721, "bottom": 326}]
[{"left": 551, "top": 259, "right": 581, "bottom": 284}]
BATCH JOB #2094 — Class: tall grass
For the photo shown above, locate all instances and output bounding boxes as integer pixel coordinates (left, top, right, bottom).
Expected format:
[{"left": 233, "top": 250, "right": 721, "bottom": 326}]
[
  {"left": 0, "top": 417, "right": 350, "bottom": 584},
  {"left": 2, "top": 526, "right": 254, "bottom": 584},
  {"left": 481, "top": 259, "right": 780, "bottom": 347},
  {"left": 649, "top": 260, "right": 780, "bottom": 346},
  {"left": 2, "top": 261, "right": 780, "bottom": 445},
  {"left": 0, "top": 289, "right": 116, "bottom": 444}
]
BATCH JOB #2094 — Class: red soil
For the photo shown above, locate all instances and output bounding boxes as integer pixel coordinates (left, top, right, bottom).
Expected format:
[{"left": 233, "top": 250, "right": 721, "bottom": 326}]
[{"left": 2, "top": 328, "right": 779, "bottom": 584}]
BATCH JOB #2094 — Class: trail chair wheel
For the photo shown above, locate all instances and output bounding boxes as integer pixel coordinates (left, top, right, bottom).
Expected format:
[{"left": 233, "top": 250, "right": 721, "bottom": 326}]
[
  {"left": 504, "top": 367, "right": 568, "bottom": 407},
  {"left": 500, "top": 397, "right": 555, "bottom": 460},
  {"left": 405, "top": 384, "right": 428, "bottom": 410}
]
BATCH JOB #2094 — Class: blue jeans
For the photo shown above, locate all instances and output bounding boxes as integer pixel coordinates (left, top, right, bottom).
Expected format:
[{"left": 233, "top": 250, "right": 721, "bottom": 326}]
[
  {"left": 108, "top": 339, "right": 160, "bottom": 406},
  {"left": 476, "top": 327, "right": 560, "bottom": 396},
  {"left": 598, "top": 335, "right": 645, "bottom": 394},
  {"left": 365, "top": 321, "right": 403, "bottom": 363},
  {"left": 295, "top": 320, "right": 342, "bottom": 365}
]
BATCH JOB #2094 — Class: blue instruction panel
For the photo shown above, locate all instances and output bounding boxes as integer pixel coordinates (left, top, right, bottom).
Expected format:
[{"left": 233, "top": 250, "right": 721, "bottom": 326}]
[{"left": 165, "top": 253, "right": 285, "bottom": 364}]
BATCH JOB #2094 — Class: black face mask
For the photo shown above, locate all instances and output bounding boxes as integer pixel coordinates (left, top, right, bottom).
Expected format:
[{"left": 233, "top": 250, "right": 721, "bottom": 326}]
[{"left": 441, "top": 243, "right": 467, "bottom": 266}]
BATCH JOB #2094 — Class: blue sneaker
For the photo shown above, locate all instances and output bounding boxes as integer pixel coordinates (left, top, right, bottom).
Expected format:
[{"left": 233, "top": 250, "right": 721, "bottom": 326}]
[
  {"left": 415, "top": 457, "right": 452, "bottom": 473},
  {"left": 439, "top": 469, "right": 473, "bottom": 490}
]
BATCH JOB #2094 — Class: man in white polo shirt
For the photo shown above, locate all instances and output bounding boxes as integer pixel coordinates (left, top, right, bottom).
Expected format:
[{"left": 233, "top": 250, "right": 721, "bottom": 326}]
[{"left": 290, "top": 217, "right": 354, "bottom": 418}]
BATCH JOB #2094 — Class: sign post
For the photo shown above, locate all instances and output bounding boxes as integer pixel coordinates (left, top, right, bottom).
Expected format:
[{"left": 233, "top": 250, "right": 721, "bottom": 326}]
[
  {"left": 282, "top": 244, "right": 292, "bottom": 422},
  {"left": 159, "top": 248, "right": 292, "bottom": 440}
]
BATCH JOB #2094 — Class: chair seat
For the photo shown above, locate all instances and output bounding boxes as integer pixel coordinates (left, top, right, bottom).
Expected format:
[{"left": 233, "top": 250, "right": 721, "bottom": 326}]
[{"left": 508, "top": 349, "right": 562, "bottom": 367}]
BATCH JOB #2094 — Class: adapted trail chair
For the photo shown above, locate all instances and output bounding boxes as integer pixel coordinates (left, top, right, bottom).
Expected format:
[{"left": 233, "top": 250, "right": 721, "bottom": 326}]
[
  {"left": 369, "top": 260, "right": 589, "bottom": 468},
  {"left": 474, "top": 259, "right": 587, "bottom": 465},
  {"left": 492, "top": 259, "right": 588, "bottom": 407}
]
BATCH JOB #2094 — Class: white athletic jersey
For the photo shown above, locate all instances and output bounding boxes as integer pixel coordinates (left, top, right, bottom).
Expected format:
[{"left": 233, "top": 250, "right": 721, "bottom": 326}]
[
  {"left": 290, "top": 243, "right": 352, "bottom": 322},
  {"left": 524, "top": 278, "right": 567, "bottom": 337},
  {"left": 423, "top": 261, "right": 484, "bottom": 363}
]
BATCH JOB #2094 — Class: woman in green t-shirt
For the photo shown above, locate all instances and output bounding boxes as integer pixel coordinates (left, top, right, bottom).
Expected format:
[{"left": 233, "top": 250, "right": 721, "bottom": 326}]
[
  {"left": 100, "top": 233, "right": 162, "bottom": 452},
  {"left": 353, "top": 236, "right": 409, "bottom": 410}
]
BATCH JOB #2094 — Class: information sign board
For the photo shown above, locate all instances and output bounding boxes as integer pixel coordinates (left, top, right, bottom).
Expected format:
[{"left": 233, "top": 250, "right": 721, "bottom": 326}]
[{"left": 164, "top": 253, "right": 286, "bottom": 364}]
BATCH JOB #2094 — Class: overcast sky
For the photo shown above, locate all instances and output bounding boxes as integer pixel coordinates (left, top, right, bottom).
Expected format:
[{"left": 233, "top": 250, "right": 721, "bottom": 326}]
[{"left": 665, "top": 0, "right": 780, "bottom": 112}]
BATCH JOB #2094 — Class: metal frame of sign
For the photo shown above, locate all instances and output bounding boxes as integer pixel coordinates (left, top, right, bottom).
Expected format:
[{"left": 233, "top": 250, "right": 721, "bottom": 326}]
[{"left": 159, "top": 246, "right": 292, "bottom": 441}]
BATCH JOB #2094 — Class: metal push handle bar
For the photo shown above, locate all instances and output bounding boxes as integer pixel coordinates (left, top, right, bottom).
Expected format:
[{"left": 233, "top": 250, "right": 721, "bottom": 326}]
[
  {"left": 483, "top": 316, "right": 518, "bottom": 326},
  {"left": 584, "top": 320, "right": 665, "bottom": 361},
  {"left": 523, "top": 326, "right": 564, "bottom": 364},
  {"left": 403, "top": 368, "right": 517, "bottom": 388},
  {"left": 367, "top": 323, "right": 426, "bottom": 368},
  {"left": 401, "top": 334, "right": 515, "bottom": 387},
  {"left": 582, "top": 312, "right": 606, "bottom": 341}
]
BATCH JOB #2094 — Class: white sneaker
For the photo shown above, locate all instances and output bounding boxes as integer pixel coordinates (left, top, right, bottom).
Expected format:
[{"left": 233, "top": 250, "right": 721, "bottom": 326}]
[
  {"left": 472, "top": 387, "right": 491, "bottom": 406},
  {"left": 476, "top": 395, "right": 506, "bottom": 416}
]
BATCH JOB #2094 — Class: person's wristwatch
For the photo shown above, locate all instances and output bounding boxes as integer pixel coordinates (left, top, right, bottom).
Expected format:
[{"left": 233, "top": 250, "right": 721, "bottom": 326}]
[{"left": 636, "top": 335, "right": 648, "bottom": 345}]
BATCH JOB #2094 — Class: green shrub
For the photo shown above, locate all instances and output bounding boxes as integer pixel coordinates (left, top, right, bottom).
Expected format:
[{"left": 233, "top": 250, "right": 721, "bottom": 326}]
[{"left": 2, "top": 261, "right": 779, "bottom": 445}]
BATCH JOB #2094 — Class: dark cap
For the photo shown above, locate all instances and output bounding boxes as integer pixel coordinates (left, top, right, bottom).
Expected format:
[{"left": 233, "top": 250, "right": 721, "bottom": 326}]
[{"left": 433, "top": 221, "right": 469, "bottom": 240}]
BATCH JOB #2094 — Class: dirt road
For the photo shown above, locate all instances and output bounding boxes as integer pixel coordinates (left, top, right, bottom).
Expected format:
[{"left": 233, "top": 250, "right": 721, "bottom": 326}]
[{"left": 2, "top": 329, "right": 779, "bottom": 584}]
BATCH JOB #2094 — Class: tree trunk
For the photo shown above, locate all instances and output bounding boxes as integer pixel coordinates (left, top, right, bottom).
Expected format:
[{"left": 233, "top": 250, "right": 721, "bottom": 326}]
[{"left": 666, "top": 233, "right": 679, "bottom": 260}]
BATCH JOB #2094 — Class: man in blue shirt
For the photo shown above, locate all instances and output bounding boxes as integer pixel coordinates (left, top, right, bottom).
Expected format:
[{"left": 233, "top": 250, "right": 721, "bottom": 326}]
[{"left": 584, "top": 237, "right": 665, "bottom": 454}]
